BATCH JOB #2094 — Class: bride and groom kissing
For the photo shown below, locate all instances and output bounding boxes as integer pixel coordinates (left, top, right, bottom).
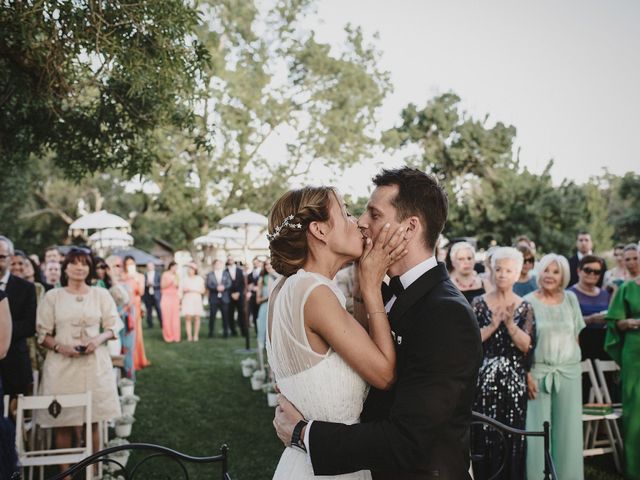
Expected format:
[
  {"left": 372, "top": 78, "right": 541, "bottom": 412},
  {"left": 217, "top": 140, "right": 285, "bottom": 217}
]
[{"left": 266, "top": 167, "right": 483, "bottom": 479}]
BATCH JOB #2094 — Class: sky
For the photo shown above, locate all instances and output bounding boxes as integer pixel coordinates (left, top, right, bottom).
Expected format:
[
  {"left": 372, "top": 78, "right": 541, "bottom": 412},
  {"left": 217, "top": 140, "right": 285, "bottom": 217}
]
[{"left": 302, "top": 0, "right": 639, "bottom": 197}]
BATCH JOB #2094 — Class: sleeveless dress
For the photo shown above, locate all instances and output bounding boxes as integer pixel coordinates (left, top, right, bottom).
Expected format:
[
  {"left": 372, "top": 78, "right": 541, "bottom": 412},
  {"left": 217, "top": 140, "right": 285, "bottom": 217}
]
[{"left": 266, "top": 269, "right": 371, "bottom": 479}]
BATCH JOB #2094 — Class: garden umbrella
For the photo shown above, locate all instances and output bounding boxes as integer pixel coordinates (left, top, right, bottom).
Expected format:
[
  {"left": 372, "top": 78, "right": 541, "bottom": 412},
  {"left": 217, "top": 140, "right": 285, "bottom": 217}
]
[{"left": 69, "top": 210, "right": 130, "bottom": 231}]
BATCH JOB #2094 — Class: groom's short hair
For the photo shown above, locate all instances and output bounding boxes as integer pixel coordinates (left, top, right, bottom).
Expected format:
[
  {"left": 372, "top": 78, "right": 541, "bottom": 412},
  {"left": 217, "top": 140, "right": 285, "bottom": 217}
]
[{"left": 373, "top": 167, "right": 448, "bottom": 251}]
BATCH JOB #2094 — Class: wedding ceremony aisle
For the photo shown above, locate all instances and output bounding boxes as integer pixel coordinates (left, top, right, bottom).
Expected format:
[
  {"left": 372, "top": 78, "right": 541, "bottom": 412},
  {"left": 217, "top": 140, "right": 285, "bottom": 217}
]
[
  {"left": 129, "top": 328, "right": 282, "bottom": 479},
  {"left": 128, "top": 327, "right": 621, "bottom": 480}
]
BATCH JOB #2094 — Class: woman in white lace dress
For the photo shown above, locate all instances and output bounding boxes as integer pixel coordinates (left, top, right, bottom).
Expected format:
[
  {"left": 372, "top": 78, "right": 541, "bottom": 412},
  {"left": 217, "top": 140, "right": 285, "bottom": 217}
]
[{"left": 266, "top": 186, "right": 408, "bottom": 479}]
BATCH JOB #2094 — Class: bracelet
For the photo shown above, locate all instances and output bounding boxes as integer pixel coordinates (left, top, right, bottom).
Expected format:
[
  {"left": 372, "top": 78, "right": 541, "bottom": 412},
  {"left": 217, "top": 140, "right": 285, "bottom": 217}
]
[{"left": 367, "top": 311, "right": 387, "bottom": 319}]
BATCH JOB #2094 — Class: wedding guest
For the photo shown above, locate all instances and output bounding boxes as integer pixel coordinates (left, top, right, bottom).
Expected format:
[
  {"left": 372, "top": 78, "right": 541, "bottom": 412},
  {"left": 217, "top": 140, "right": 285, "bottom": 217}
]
[
  {"left": 604, "top": 243, "right": 630, "bottom": 290},
  {"left": 256, "top": 259, "right": 279, "bottom": 349},
  {"left": 0, "top": 289, "right": 17, "bottom": 480},
  {"left": 160, "top": 261, "right": 181, "bottom": 343},
  {"left": 604, "top": 243, "right": 640, "bottom": 480},
  {"left": 20, "top": 255, "right": 47, "bottom": 374},
  {"left": 569, "top": 255, "right": 610, "bottom": 361},
  {"left": 106, "top": 256, "right": 135, "bottom": 379},
  {"left": 513, "top": 244, "right": 537, "bottom": 297},
  {"left": 226, "top": 256, "right": 246, "bottom": 337},
  {"left": 247, "top": 257, "right": 263, "bottom": 334},
  {"left": 0, "top": 235, "right": 37, "bottom": 397},
  {"left": 23, "top": 256, "right": 46, "bottom": 298},
  {"left": 43, "top": 246, "right": 62, "bottom": 266},
  {"left": 206, "top": 259, "right": 232, "bottom": 338},
  {"left": 44, "top": 260, "right": 62, "bottom": 288},
  {"left": 568, "top": 231, "right": 606, "bottom": 287},
  {"left": 123, "top": 255, "right": 150, "bottom": 369},
  {"left": 472, "top": 247, "right": 534, "bottom": 480},
  {"left": 94, "top": 257, "right": 111, "bottom": 289},
  {"left": 449, "top": 241, "right": 486, "bottom": 304},
  {"left": 181, "top": 263, "right": 205, "bottom": 342},
  {"left": 143, "top": 262, "right": 163, "bottom": 328},
  {"left": 37, "top": 248, "right": 121, "bottom": 475},
  {"left": 10, "top": 251, "right": 25, "bottom": 278},
  {"left": 525, "top": 254, "right": 584, "bottom": 480}
]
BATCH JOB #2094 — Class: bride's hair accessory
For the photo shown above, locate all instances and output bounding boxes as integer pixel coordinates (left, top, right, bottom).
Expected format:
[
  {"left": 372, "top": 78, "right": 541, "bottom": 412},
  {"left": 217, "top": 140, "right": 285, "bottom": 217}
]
[{"left": 267, "top": 215, "right": 303, "bottom": 242}]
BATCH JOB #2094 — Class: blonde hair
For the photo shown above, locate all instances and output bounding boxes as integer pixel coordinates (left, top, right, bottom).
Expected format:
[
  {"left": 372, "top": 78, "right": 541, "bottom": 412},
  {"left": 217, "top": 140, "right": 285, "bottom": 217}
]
[
  {"left": 268, "top": 186, "right": 337, "bottom": 277},
  {"left": 491, "top": 247, "right": 524, "bottom": 272},
  {"left": 537, "top": 253, "right": 571, "bottom": 290}
]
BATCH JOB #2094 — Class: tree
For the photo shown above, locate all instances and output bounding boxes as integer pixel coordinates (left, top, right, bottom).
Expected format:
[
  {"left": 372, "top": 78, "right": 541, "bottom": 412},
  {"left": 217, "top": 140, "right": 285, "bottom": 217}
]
[
  {"left": 0, "top": 1, "right": 208, "bottom": 178},
  {"left": 447, "top": 161, "right": 588, "bottom": 255},
  {"left": 609, "top": 172, "right": 640, "bottom": 242},
  {"left": 583, "top": 179, "right": 614, "bottom": 253},
  {"left": 144, "top": 0, "right": 391, "bottom": 245},
  {"left": 382, "top": 92, "right": 517, "bottom": 197}
]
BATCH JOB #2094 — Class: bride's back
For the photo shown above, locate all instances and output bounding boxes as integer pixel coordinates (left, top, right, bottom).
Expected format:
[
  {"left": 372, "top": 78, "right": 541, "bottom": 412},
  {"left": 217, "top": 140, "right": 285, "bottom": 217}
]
[{"left": 267, "top": 269, "right": 368, "bottom": 424}]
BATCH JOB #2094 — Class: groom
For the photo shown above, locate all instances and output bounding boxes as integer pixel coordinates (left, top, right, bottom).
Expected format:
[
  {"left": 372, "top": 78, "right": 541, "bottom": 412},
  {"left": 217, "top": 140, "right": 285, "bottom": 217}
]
[{"left": 274, "top": 167, "right": 482, "bottom": 479}]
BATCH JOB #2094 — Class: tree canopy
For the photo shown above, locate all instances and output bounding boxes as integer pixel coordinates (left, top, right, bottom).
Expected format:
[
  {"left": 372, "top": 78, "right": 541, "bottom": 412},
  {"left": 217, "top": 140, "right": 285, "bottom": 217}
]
[{"left": 0, "top": 0, "right": 208, "bottom": 177}]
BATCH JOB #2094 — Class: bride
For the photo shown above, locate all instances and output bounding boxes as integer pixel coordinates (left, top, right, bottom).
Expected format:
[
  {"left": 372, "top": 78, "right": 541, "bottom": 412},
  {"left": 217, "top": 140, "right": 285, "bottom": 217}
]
[{"left": 266, "top": 186, "right": 408, "bottom": 479}]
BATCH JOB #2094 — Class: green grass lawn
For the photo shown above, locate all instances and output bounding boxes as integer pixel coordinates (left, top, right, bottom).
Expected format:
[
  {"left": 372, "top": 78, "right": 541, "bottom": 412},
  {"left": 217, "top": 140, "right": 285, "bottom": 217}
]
[{"left": 127, "top": 325, "right": 623, "bottom": 480}]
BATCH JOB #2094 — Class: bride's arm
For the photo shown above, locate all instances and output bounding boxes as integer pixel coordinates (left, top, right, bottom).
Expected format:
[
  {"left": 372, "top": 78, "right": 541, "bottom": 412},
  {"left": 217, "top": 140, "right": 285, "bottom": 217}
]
[
  {"left": 305, "top": 286, "right": 396, "bottom": 390},
  {"left": 306, "top": 224, "right": 408, "bottom": 391}
]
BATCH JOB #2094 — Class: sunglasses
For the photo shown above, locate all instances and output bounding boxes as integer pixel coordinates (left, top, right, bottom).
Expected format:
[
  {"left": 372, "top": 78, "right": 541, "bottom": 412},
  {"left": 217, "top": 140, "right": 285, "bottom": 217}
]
[
  {"left": 582, "top": 267, "right": 602, "bottom": 276},
  {"left": 524, "top": 258, "right": 535, "bottom": 264},
  {"left": 0, "top": 255, "right": 8, "bottom": 260},
  {"left": 96, "top": 265, "right": 107, "bottom": 269}
]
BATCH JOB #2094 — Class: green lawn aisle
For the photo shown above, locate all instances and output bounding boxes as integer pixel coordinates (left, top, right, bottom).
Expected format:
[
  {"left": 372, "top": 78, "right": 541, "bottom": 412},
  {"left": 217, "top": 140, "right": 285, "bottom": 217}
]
[{"left": 129, "top": 327, "right": 282, "bottom": 479}]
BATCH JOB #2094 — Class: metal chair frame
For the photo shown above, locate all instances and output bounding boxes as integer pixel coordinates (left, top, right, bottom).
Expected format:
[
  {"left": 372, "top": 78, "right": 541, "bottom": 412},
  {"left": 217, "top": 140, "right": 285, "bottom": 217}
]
[
  {"left": 471, "top": 411, "right": 557, "bottom": 480},
  {"left": 47, "top": 443, "right": 230, "bottom": 480}
]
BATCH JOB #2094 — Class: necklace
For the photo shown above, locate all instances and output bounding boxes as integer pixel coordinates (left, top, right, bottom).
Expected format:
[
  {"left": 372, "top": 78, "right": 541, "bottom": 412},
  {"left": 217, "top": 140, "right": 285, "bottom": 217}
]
[{"left": 453, "top": 274, "right": 478, "bottom": 290}]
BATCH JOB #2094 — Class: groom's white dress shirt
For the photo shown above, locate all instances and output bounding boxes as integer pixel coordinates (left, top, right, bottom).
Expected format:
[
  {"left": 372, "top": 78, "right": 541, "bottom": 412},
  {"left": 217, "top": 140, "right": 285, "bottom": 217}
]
[{"left": 303, "top": 255, "right": 438, "bottom": 461}]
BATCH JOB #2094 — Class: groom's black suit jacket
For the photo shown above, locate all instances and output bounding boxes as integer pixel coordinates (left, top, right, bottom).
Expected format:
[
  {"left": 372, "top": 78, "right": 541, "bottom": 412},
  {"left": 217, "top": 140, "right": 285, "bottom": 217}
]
[{"left": 309, "top": 263, "right": 482, "bottom": 479}]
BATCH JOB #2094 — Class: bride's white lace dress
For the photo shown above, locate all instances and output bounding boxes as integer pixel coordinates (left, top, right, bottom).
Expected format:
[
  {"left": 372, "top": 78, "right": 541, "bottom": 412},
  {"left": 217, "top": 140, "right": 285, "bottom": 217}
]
[{"left": 266, "top": 269, "right": 371, "bottom": 479}]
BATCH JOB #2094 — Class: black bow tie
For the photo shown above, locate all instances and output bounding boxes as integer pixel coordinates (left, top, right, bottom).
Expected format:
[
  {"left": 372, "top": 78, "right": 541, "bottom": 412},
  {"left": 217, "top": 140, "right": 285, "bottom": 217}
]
[{"left": 389, "top": 276, "right": 404, "bottom": 298}]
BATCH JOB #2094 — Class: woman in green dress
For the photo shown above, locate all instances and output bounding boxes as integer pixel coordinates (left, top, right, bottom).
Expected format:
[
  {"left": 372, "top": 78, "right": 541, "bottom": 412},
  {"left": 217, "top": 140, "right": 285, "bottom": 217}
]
[
  {"left": 525, "top": 253, "right": 585, "bottom": 480},
  {"left": 605, "top": 243, "right": 640, "bottom": 479}
]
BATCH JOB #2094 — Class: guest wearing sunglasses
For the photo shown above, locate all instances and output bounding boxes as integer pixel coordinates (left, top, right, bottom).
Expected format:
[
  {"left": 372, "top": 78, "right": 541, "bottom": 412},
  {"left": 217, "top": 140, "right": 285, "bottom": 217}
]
[
  {"left": 568, "top": 255, "right": 610, "bottom": 362},
  {"left": 514, "top": 245, "right": 538, "bottom": 297}
]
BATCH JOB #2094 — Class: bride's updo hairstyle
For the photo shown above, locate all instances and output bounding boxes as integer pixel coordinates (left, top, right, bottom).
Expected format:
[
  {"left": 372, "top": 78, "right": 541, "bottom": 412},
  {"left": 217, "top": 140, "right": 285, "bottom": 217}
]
[{"left": 268, "top": 186, "right": 337, "bottom": 277}]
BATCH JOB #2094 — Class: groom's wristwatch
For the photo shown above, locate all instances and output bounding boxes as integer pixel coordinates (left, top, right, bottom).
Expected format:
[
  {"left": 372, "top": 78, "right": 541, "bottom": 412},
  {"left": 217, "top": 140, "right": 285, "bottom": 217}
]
[{"left": 291, "top": 419, "right": 308, "bottom": 453}]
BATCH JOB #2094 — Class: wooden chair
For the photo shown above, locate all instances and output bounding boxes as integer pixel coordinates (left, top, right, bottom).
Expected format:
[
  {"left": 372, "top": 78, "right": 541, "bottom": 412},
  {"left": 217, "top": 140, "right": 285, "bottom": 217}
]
[
  {"left": 581, "top": 359, "right": 622, "bottom": 472},
  {"left": 15, "top": 392, "right": 93, "bottom": 480}
]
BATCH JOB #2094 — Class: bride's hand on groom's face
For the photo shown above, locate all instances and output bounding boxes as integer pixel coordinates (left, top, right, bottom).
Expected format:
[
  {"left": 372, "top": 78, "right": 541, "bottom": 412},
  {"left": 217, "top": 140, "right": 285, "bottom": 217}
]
[
  {"left": 273, "top": 394, "right": 303, "bottom": 446},
  {"left": 358, "top": 223, "right": 409, "bottom": 290}
]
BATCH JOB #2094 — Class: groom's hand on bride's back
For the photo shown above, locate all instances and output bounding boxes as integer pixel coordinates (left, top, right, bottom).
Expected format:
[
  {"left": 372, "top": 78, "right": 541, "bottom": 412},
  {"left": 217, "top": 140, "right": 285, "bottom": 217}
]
[{"left": 273, "top": 394, "right": 303, "bottom": 446}]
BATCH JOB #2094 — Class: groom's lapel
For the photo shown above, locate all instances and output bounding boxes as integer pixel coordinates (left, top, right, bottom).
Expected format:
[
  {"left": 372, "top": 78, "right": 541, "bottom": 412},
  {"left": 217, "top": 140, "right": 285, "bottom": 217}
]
[{"left": 389, "top": 263, "right": 449, "bottom": 334}]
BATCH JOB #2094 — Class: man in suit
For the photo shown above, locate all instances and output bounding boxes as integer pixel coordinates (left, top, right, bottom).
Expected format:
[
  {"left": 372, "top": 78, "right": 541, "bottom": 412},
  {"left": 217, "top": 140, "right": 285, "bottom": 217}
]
[
  {"left": 246, "top": 257, "right": 263, "bottom": 334},
  {"left": 274, "top": 167, "right": 483, "bottom": 479},
  {"left": 225, "top": 255, "right": 246, "bottom": 337},
  {"left": 568, "top": 231, "right": 606, "bottom": 288},
  {"left": 206, "top": 259, "right": 232, "bottom": 338},
  {"left": 142, "top": 262, "right": 163, "bottom": 328},
  {"left": 0, "top": 235, "right": 37, "bottom": 396}
]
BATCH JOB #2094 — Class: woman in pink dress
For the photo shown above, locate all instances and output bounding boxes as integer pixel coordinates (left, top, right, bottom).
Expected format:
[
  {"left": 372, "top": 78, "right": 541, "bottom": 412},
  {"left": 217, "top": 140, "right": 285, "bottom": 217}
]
[
  {"left": 124, "top": 256, "right": 151, "bottom": 369},
  {"left": 160, "top": 262, "right": 181, "bottom": 342}
]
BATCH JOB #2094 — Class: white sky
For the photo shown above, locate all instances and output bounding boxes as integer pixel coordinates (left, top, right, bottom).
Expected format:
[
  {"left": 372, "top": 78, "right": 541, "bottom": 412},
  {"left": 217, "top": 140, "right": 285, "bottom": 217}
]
[{"left": 303, "top": 0, "right": 639, "bottom": 197}]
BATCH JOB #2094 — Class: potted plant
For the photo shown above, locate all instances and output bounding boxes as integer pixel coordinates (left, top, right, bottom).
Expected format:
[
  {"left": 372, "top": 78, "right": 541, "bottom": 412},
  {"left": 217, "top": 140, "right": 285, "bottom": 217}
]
[
  {"left": 263, "top": 383, "right": 278, "bottom": 407},
  {"left": 241, "top": 357, "right": 258, "bottom": 378},
  {"left": 120, "top": 394, "right": 140, "bottom": 416},
  {"left": 118, "top": 378, "right": 135, "bottom": 396},
  {"left": 251, "top": 369, "right": 266, "bottom": 391},
  {"left": 114, "top": 414, "right": 135, "bottom": 438},
  {"left": 105, "top": 438, "right": 130, "bottom": 471}
]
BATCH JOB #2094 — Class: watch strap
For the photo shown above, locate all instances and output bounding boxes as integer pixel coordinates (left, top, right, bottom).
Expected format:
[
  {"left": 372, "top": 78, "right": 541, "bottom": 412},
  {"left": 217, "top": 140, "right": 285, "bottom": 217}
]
[{"left": 291, "top": 419, "right": 308, "bottom": 453}]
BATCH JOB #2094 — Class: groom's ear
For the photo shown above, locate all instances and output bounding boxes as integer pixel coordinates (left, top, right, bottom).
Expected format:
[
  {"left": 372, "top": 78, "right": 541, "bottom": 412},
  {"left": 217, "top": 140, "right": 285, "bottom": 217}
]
[{"left": 403, "top": 216, "right": 421, "bottom": 240}]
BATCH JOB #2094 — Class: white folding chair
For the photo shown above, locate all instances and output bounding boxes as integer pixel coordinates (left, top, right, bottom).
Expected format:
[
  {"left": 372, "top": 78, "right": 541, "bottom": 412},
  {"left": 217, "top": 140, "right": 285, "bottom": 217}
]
[
  {"left": 594, "top": 359, "right": 624, "bottom": 456},
  {"left": 581, "top": 359, "right": 622, "bottom": 472},
  {"left": 15, "top": 392, "right": 93, "bottom": 480}
]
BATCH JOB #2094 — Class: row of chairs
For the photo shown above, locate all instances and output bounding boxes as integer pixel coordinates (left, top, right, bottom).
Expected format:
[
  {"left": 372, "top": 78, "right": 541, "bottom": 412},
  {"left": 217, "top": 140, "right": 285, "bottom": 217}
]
[{"left": 581, "top": 358, "right": 624, "bottom": 473}]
